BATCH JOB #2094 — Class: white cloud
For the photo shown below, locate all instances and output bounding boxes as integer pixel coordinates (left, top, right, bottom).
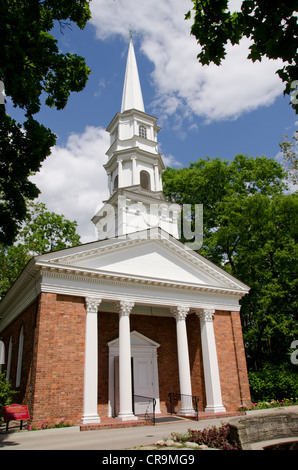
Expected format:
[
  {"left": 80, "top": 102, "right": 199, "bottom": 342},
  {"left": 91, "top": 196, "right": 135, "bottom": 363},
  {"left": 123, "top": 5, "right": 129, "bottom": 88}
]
[
  {"left": 30, "top": 126, "right": 110, "bottom": 244},
  {"left": 90, "top": 0, "right": 284, "bottom": 123}
]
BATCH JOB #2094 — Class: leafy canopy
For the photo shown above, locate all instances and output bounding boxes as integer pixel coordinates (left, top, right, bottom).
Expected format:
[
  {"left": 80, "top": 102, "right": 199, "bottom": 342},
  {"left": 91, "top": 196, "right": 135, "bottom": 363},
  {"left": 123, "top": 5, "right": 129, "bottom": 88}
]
[
  {"left": 0, "top": 0, "right": 91, "bottom": 245},
  {"left": 162, "top": 154, "right": 297, "bottom": 370},
  {"left": 0, "top": 202, "right": 81, "bottom": 299}
]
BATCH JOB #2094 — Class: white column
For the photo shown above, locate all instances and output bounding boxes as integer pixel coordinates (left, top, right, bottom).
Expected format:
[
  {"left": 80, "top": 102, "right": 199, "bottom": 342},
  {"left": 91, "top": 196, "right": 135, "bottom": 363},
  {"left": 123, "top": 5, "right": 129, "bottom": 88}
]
[
  {"left": 107, "top": 170, "right": 112, "bottom": 197},
  {"left": 154, "top": 164, "right": 159, "bottom": 191},
  {"left": 131, "top": 156, "right": 137, "bottom": 185},
  {"left": 117, "top": 158, "right": 123, "bottom": 188},
  {"left": 82, "top": 297, "right": 102, "bottom": 424},
  {"left": 171, "top": 306, "right": 194, "bottom": 415},
  {"left": 197, "top": 309, "right": 226, "bottom": 413},
  {"left": 116, "top": 300, "right": 137, "bottom": 421}
]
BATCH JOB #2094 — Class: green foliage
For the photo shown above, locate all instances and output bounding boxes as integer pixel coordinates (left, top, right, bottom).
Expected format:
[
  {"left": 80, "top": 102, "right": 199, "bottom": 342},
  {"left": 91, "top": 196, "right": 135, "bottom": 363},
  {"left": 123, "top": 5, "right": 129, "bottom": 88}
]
[
  {"left": 279, "top": 133, "right": 298, "bottom": 185},
  {"left": 0, "top": 372, "right": 16, "bottom": 408},
  {"left": 0, "top": 0, "right": 91, "bottom": 245},
  {"left": 248, "top": 364, "right": 298, "bottom": 401},
  {"left": 186, "top": 0, "right": 298, "bottom": 113},
  {"left": 0, "top": 202, "right": 81, "bottom": 299},
  {"left": 0, "top": 112, "right": 56, "bottom": 246},
  {"left": 162, "top": 154, "right": 298, "bottom": 371},
  {"left": 18, "top": 201, "right": 81, "bottom": 255}
]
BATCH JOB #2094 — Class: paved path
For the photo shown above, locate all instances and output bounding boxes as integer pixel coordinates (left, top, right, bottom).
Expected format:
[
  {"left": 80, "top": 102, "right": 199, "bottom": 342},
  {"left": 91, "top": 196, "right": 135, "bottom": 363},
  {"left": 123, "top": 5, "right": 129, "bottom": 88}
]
[{"left": 0, "top": 416, "right": 232, "bottom": 451}]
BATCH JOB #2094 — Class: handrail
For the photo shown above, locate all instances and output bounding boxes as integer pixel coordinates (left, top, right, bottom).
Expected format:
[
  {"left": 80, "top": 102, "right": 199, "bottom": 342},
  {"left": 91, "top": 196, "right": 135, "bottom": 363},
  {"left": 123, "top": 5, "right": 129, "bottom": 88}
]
[
  {"left": 168, "top": 393, "right": 199, "bottom": 420},
  {"left": 133, "top": 395, "right": 156, "bottom": 425}
]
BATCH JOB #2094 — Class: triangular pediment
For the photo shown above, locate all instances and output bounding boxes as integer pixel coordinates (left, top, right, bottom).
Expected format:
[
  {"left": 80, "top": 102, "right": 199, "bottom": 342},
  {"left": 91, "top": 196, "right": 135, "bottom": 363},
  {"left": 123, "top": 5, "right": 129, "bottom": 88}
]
[
  {"left": 108, "top": 331, "right": 160, "bottom": 349},
  {"left": 36, "top": 229, "right": 249, "bottom": 293}
]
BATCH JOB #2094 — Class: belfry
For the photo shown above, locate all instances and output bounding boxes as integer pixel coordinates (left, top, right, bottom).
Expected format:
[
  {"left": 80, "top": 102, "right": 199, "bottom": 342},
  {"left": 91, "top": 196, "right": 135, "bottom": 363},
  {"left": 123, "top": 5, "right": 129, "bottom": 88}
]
[
  {"left": 0, "top": 40, "right": 251, "bottom": 427},
  {"left": 92, "top": 39, "right": 180, "bottom": 240}
]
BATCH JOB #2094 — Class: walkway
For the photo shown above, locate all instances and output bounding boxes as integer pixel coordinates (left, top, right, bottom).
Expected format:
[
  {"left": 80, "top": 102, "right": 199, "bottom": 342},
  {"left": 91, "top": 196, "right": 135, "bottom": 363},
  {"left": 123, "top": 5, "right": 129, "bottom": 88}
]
[
  {"left": 1, "top": 407, "right": 297, "bottom": 451},
  {"left": 0, "top": 414, "right": 240, "bottom": 451}
]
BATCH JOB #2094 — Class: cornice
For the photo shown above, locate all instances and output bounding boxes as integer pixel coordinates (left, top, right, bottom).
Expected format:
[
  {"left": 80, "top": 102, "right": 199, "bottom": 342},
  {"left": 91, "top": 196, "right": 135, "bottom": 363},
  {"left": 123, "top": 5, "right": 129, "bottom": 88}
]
[
  {"left": 37, "top": 261, "right": 246, "bottom": 297},
  {"left": 106, "top": 109, "right": 160, "bottom": 133},
  {"left": 104, "top": 147, "right": 164, "bottom": 169},
  {"left": 49, "top": 233, "right": 247, "bottom": 292},
  {"left": 0, "top": 253, "right": 243, "bottom": 332}
]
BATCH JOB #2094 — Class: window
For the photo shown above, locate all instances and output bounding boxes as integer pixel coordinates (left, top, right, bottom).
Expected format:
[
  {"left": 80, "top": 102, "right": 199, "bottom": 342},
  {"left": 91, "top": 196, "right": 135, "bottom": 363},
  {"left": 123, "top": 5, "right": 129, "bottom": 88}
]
[
  {"left": 16, "top": 326, "right": 24, "bottom": 387},
  {"left": 113, "top": 175, "right": 118, "bottom": 191},
  {"left": 140, "top": 170, "right": 150, "bottom": 190},
  {"left": 6, "top": 336, "right": 12, "bottom": 381},
  {"left": 139, "top": 125, "right": 147, "bottom": 139}
]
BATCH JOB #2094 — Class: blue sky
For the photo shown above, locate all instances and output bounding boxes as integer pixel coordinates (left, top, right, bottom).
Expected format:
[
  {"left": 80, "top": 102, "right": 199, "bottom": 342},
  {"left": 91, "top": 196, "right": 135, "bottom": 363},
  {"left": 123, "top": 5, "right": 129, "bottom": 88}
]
[{"left": 7, "top": 0, "right": 297, "bottom": 243}]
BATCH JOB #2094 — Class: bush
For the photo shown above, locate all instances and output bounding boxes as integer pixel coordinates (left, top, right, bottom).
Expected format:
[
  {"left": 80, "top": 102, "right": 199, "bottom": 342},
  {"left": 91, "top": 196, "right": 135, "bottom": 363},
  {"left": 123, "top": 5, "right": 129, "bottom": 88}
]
[
  {"left": 248, "top": 364, "right": 298, "bottom": 401},
  {"left": 186, "top": 424, "right": 240, "bottom": 450},
  {"left": 0, "top": 371, "right": 16, "bottom": 407}
]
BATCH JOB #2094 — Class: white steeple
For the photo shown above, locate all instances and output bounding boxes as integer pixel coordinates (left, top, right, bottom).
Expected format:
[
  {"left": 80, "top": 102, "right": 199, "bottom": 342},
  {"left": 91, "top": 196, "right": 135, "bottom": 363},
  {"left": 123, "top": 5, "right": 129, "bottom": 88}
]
[
  {"left": 121, "top": 39, "right": 145, "bottom": 113},
  {"left": 92, "top": 39, "right": 181, "bottom": 240}
]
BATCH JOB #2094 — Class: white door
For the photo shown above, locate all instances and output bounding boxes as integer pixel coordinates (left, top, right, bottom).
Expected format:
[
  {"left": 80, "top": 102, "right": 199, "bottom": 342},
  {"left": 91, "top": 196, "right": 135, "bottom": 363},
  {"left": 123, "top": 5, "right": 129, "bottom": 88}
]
[{"left": 133, "top": 356, "right": 154, "bottom": 415}]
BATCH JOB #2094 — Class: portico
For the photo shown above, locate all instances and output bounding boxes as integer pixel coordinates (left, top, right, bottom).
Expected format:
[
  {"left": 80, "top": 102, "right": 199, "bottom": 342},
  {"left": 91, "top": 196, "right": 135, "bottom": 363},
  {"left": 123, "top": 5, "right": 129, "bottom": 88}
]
[{"left": 80, "top": 256, "right": 240, "bottom": 425}]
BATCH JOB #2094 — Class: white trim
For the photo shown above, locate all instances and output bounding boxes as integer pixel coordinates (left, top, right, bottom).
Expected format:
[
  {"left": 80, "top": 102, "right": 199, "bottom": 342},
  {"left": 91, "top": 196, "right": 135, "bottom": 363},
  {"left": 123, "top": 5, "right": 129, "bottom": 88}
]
[
  {"left": 16, "top": 326, "right": 24, "bottom": 388},
  {"left": 6, "top": 336, "right": 12, "bottom": 381},
  {"left": 108, "top": 331, "right": 161, "bottom": 418}
]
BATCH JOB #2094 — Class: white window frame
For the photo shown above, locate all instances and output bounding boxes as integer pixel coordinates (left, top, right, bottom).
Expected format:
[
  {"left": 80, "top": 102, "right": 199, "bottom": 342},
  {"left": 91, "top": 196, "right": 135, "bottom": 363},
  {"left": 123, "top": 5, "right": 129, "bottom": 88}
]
[{"left": 16, "top": 326, "right": 24, "bottom": 387}]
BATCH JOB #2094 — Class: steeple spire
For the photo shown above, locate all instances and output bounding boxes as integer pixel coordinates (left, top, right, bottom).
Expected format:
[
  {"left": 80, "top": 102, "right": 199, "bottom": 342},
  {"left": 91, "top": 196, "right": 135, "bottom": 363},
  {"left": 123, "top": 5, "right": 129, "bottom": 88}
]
[
  {"left": 121, "top": 39, "right": 145, "bottom": 113},
  {"left": 92, "top": 38, "right": 181, "bottom": 241}
]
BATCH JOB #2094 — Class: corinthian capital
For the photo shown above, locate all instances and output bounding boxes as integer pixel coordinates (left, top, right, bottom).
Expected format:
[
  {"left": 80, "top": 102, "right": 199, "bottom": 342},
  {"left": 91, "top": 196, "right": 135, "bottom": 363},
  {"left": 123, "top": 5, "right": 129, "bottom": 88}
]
[
  {"left": 116, "top": 300, "right": 135, "bottom": 317},
  {"left": 85, "top": 297, "right": 102, "bottom": 313},
  {"left": 196, "top": 308, "right": 215, "bottom": 322},
  {"left": 171, "top": 306, "right": 190, "bottom": 321}
]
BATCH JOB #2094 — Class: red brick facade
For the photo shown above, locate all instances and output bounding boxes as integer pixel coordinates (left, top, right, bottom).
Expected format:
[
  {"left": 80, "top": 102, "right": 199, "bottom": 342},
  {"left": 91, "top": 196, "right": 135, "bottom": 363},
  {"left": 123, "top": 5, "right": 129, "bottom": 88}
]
[{"left": 1, "top": 292, "right": 251, "bottom": 426}]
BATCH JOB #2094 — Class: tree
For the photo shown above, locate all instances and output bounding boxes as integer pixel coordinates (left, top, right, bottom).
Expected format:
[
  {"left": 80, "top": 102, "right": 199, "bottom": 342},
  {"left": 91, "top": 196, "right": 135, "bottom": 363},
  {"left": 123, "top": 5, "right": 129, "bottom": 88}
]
[
  {"left": 279, "top": 133, "right": 298, "bottom": 186},
  {"left": 162, "top": 155, "right": 298, "bottom": 370},
  {"left": 0, "top": 0, "right": 91, "bottom": 245},
  {"left": 185, "top": 0, "right": 298, "bottom": 113},
  {"left": 0, "top": 202, "right": 81, "bottom": 299}
]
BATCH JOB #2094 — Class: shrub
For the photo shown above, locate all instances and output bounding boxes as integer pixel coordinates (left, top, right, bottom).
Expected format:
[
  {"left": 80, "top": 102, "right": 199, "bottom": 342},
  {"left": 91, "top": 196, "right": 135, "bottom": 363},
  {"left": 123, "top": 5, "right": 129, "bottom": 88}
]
[
  {"left": 248, "top": 364, "right": 298, "bottom": 401},
  {"left": 187, "top": 424, "right": 240, "bottom": 450},
  {"left": 0, "top": 372, "right": 16, "bottom": 407},
  {"left": 27, "top": 418, "right": 73, "bottom": 431}
]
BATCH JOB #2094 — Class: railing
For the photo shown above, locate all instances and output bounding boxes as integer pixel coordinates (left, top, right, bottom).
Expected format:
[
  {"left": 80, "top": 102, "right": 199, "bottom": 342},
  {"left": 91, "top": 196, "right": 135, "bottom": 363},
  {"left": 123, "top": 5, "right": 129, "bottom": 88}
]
[
  {"left": 133, "top": 395, "right": 156, "bottom": 425},
  {"left": 168, "top": 393, "right": 199, "bottom": 420}
]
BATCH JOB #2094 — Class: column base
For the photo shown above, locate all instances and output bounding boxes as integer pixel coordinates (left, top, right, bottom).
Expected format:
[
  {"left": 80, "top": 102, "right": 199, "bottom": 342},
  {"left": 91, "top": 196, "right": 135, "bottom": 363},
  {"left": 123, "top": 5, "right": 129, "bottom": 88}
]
[
  {"left": 81, "top": 414, "right": 101, "bottom": 425},
  {"left": 116, "top": 413, "right": 138, "bottom": 422},
  {"left": 179, "top": 408, "right": 196, "bottom": 416},
  {"left": 205, "top": 405, "right": 226, "bottom": 413}
]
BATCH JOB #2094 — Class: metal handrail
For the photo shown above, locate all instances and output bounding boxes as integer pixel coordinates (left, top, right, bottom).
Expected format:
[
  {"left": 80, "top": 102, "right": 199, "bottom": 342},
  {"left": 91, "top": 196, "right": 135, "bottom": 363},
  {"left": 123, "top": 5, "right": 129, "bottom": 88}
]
[
  {"left": 168, "top": 392, "right": 199, "bottom": 420},
  {"left": 133, "top": 395, "right": 156, "bottom": 425}
]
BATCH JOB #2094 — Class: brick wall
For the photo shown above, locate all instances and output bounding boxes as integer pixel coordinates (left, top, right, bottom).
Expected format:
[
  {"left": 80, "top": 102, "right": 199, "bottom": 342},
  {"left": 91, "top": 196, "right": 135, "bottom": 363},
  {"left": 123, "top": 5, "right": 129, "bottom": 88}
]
[
  {"left": 29, "top": 293, "right": 86, "bottom": 425},
  {"left": 1, "top": 293, "right": 250, "bottom": 425},
  {"left": 1, "top": 293, "right": 86, "bottom": 426},
  {"left": 214, "top": 310, "right": 251, "bottom": 410},
  {"left": 0, "top": 299, "right": 38, "bottom": 407}
]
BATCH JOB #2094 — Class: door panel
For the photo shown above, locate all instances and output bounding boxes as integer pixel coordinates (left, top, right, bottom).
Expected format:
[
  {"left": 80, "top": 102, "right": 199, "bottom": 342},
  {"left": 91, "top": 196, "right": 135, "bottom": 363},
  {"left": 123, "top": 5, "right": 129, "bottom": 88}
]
[{"left": 133, "top": 356, "right": 154, "bottom": 415}]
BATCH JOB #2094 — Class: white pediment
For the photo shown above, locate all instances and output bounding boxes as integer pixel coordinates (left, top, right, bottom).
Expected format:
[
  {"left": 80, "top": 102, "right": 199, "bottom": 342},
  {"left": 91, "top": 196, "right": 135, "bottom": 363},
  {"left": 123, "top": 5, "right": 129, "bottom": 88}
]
[
  {"left": 36, "top": 230, "right": 249, "bottom": 293},
  {"left": 108, "top": 330, "right": 160, "bottom": 349}
]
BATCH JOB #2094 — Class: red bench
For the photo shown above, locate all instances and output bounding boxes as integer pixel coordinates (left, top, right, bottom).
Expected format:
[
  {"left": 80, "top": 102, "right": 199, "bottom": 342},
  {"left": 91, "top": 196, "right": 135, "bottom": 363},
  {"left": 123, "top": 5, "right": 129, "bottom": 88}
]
[{"left": 2, "top": 404, "right": 29, "bottom": 431}]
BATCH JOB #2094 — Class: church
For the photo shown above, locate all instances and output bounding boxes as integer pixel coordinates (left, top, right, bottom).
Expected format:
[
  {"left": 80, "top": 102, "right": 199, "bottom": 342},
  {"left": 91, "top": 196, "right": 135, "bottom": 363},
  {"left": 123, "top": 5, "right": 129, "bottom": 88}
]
[{"left": 0, "top": 40, "right": 251, "bottom": 427}]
